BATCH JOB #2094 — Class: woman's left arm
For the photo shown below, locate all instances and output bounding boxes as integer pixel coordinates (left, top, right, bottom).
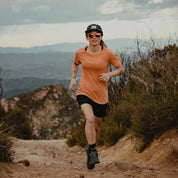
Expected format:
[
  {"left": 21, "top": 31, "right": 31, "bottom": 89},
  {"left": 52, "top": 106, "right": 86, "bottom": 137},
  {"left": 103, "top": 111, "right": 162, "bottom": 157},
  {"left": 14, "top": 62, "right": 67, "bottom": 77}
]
[{"left": 99, "top": 66, "right": 125, "bottom": 82}]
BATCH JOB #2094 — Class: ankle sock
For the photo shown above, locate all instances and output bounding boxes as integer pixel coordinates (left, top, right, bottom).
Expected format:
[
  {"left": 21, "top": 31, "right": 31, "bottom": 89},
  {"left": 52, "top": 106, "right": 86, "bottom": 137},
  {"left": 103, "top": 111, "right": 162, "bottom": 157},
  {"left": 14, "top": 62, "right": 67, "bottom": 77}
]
[{"left": 89, "top": 143, "right": 96, "bottom": 152}]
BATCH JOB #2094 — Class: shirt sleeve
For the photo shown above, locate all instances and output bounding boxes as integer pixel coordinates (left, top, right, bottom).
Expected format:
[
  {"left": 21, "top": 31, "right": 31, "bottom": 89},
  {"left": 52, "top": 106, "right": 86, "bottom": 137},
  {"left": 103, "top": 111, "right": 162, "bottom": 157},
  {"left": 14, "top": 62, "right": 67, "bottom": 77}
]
[
  {"left": 109, "top": 50, "right": 122, "bottom": 68},
  {"left": 73, "top": 50, "right": 81, "bottom": 65}
]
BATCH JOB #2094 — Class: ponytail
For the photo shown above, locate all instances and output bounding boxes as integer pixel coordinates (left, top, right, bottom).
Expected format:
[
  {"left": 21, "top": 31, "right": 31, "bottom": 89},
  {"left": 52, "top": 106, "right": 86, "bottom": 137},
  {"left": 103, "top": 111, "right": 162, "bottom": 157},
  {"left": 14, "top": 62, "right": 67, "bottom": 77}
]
[{"left": 100, "top": 40, "right": 107, "bottom": 48}]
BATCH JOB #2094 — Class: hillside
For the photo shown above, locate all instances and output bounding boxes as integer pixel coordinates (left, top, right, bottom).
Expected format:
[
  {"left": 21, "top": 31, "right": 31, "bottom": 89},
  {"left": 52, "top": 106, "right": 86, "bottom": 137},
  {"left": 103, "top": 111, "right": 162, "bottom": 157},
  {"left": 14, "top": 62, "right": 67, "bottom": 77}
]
[
  {"left": 1, "top": 84, "right": 82, "bottom": 139},
  {"left": 1, "top": 128, "right": 177, "bottom": 178}
]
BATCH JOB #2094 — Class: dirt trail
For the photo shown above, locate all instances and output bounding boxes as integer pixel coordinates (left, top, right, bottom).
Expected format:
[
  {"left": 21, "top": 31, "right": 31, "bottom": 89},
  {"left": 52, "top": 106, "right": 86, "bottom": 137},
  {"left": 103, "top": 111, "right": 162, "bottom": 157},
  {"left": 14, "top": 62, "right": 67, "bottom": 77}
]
[{"left": 2, "top": 129, "right": 178, "bottom": 178}]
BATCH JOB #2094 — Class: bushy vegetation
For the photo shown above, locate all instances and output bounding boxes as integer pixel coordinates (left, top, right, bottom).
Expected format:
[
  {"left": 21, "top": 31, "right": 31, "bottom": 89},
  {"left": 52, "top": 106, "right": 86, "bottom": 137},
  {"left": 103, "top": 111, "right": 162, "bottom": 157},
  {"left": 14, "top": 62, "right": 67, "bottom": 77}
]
[
  {"left": 67, "top": 41, "right": 178, "bottom": 151},
  {"left": 0, "top": 122, "right": 13, "bottom": 162},
  {"left": 0, "top": 67, "right": 13, "bottom": 162},
  {"left": 2, "top": 108, "right": 33, "bottom": 140},
  {"left": 67, "top": 118, "right": 87, "bottom": 147},
  {"left": 124, "top": 44, "right": 178, "bottom": 151},
  {"left": 97, "top": 103, "right": 131, "bottom": 146},
  {"left": 0, "top": 106, "right": 32, "bottom": 162}
]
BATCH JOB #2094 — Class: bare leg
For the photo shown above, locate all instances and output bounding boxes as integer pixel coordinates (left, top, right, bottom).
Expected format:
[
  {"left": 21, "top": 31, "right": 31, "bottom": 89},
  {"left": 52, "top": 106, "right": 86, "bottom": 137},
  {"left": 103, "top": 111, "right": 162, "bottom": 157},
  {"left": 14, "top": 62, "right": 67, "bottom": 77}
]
[
  {"left": 81, "top": 104, "right": 102, "bottom": 168},
  {"left": 81, "top": 104, "right": 96, "bottom": 145},
  {"left": 94, "top": 117, "right": 103, "bottom": 142}
]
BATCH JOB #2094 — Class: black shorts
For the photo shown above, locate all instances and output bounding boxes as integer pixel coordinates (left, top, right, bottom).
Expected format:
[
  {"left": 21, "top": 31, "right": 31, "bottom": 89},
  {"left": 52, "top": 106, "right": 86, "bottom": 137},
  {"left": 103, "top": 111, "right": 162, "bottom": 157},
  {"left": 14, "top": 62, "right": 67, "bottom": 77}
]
[{"left": 76, "top": 95, "right": 108, "bottom": 118}]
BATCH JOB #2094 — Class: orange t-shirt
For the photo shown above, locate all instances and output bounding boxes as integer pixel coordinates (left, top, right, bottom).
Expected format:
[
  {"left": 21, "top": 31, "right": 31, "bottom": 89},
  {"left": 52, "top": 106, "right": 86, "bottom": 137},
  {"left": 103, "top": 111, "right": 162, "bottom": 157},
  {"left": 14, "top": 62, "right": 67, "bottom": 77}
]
[{"left": 74, "top": 47, "right": 122, "bottom": 104}]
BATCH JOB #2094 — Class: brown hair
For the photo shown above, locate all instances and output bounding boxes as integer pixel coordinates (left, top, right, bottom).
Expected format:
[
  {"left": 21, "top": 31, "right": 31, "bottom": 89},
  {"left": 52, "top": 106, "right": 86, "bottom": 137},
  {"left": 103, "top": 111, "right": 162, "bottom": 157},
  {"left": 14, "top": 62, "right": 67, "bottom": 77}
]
[{"left": 100, "top": 40, "right": 107, "bottom": 48}]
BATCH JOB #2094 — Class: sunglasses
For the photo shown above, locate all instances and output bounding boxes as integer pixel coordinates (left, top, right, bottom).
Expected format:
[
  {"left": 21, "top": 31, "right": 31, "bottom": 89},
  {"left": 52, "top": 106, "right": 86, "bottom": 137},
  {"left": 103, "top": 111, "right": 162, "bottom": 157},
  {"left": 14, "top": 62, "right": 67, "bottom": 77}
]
[{"left": 87, "top": 33, "right": 101, "bottom": 38}]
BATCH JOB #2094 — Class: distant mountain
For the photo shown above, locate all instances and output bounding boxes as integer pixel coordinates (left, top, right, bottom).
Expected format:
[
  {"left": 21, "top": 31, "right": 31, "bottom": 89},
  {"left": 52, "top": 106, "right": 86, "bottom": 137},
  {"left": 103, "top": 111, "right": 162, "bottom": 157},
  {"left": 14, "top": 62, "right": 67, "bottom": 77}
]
[
  {"left": 2, "top": 77, "right": 71, "bottom": 99},
  {"left": 0, "top": 52, "right": 80, "bottom": 98},
  {"left": 0, "top": 52, "right": 75, "bottom": 79},
  {"left": 0, "top": 38, "right": 170, "bottom": 54},
  {"left": 0, "top": 42, "right": 87, "bottom": 53},
  {"left": 0, "top": 38, "right": 137, "bottom": 53}
]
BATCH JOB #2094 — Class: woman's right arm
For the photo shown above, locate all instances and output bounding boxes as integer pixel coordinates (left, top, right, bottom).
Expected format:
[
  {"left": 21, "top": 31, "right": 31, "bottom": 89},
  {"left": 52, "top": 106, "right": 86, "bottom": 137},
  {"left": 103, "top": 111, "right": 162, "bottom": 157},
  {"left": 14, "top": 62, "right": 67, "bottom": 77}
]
[{"left": 69, "top": 63, "right": 79, "bottom": 91}]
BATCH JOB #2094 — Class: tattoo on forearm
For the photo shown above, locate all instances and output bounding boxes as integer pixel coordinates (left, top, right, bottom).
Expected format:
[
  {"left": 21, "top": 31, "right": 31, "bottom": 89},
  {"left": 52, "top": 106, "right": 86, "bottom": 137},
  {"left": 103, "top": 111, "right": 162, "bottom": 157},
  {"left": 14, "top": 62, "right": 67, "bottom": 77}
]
[{"left": 71, "top": 63, "right": 79, "bottom": 78}]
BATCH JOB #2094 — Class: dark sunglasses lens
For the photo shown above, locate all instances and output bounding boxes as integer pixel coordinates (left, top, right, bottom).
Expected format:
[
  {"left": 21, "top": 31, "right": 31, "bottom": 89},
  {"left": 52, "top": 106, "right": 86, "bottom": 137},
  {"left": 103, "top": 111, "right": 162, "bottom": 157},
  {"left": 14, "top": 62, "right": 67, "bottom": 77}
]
[
  {"left": 89, "top": 34, "right": 94, "bottom": 38},
  {"left": 88, "top": 33, "right": 101, "bottom": 38}
]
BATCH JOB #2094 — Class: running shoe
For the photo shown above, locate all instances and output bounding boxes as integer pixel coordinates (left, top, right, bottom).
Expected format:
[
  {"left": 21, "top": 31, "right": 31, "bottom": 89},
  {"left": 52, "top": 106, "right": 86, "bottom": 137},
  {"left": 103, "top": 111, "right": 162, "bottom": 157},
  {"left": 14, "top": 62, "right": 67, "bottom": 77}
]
[
  {"left": 85, "top": 147, "right": 95, "bottom": 169},
  {"left": 89, "top": 150, "right": 100, "bottom": 164}
]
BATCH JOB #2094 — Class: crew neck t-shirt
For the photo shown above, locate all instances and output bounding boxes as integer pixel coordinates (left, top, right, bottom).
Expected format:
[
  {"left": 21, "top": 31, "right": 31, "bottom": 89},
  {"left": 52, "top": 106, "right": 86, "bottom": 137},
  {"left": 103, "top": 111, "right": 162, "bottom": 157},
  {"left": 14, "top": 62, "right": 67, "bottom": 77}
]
[{"left": 74, "top": 47, "right": 122, "bottom": 104}]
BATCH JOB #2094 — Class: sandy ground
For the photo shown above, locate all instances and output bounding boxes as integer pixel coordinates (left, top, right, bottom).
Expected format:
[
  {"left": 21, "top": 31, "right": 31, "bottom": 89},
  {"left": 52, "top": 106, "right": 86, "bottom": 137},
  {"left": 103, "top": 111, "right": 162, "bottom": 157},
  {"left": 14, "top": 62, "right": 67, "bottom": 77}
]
[{"left": 1, "top": 129, "right": 178, "bottom": 178}]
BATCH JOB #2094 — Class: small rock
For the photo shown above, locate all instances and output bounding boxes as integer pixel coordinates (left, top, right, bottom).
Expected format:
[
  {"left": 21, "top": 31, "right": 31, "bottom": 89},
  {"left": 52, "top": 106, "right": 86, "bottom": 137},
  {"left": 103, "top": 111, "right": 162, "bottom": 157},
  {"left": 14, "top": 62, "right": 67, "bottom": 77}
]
[{"left": 16, "top": 159, "right": 30, "bottom": 167}]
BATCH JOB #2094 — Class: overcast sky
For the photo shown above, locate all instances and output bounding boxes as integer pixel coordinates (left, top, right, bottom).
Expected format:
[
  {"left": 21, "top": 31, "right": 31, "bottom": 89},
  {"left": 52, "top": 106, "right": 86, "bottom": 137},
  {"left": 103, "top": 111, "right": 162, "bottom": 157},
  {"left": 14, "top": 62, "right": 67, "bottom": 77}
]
[{"left": 0, "top": 0, "right": 177, "bottom": 47}]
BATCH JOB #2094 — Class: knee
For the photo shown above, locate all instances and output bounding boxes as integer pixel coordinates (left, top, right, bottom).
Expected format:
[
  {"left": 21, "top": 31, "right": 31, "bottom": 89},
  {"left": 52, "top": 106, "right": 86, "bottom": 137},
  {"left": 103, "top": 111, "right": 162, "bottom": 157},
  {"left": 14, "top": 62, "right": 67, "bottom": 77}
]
[{"left": 86, "top": 116, "right": 95, "bottom": 125}]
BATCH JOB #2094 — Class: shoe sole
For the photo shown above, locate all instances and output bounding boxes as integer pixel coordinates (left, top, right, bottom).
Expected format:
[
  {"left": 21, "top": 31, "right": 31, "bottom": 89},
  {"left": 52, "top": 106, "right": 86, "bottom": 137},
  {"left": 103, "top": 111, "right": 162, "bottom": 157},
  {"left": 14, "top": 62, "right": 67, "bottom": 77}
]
[{"left": 86, "top": 148, "right": 95, "bottom": 170}]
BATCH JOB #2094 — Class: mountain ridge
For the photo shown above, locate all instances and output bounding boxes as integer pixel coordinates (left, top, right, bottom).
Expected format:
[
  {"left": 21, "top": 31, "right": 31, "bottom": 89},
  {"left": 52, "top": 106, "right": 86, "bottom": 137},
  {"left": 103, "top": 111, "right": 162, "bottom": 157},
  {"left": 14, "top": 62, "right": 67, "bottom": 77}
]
[
  {"left": 0, "top": 38, "right": 139, "bottom": 53},
  {"left": 0, "top": 38, "right": 169, "bottom": 53}
]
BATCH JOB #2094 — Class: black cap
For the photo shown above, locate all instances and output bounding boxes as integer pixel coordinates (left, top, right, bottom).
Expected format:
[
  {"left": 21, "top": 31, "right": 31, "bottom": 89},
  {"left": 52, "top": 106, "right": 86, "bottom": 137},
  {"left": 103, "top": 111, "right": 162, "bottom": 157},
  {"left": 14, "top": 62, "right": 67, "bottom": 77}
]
[{"left": 85, "top": 24, "right": 103, "bottom": 36}]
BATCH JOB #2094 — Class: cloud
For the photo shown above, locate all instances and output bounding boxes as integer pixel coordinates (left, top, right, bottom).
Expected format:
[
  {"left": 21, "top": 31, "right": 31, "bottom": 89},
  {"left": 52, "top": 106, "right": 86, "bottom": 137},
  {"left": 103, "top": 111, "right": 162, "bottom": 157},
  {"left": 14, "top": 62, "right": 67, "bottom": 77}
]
[
  {"left": 24, "top": 19, "right": 32, "bottom": 23},
  {"left": 31, "top": 5, "right": 50, "bottom": 11},
  {"left": 148, "top": 0, "right": 164, "bottom": 4},
  {"left": 1, "top": 0, "right": 177, "bottom": 26},
  {"left": 0, "top": 0, "right": 103, "bottom": 25},
  {"left": 0, "top": 18, "right": 177, "bottom": 48},
  {"left": 15, "top": 0, "right": 30, "bottom": 4},
  {"left": 11, "top": 4, "right": 22, "bottom": 12},
  {"left": 11, "top": 0, "right": 30, "bottom": 12},
  {"left": 0, "top": 22, "right": 87, "bottom": 47},
  {"left": 99, "top": 0, "right": 124, "bottom": 14},
  {"left": 99, "top": 0, "right": 136, "bottom": 15},
  {"left": 146, "top": 7, "right": 178, "bottom": 22}
]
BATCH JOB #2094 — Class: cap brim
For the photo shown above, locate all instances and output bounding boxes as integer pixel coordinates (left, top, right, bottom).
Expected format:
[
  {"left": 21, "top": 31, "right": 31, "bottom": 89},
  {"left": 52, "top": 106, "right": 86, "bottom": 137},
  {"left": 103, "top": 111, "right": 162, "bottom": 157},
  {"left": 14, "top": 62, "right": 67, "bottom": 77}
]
[{"left": 85, "top": 30, "right": 103, "bottom": 35}]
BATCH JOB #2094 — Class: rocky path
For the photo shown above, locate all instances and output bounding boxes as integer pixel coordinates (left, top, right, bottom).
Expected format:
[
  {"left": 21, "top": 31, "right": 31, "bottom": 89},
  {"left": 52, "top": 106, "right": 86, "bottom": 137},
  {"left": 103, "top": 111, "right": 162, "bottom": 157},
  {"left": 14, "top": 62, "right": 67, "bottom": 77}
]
[{"left": 2, "top": 129, "right": 178, "bottom": 178}]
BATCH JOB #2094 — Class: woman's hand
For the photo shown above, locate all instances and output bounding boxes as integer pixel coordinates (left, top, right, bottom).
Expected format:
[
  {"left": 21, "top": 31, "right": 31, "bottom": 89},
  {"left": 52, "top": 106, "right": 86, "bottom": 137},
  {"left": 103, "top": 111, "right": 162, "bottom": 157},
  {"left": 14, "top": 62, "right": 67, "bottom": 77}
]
[
  {"left": 99, "top": 73, "right": 110, "bottom": 82},
  {"left": 69, "top": 78, "right": 76, "bottom": 91},
  {"left": 99, "top": 67, "right": 125, "bottom": 83}
]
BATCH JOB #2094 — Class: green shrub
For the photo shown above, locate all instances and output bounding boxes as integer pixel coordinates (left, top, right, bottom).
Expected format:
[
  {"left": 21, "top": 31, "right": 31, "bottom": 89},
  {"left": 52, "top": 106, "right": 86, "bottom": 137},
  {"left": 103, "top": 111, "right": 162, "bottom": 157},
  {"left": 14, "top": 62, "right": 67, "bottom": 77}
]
[
  {"left": 123, "top": 44, "right": 178, "bottom": 151},
  {"left": 67, "top": 119, "right": 87, "bottom": 147},
  {"left": 98, "top": 105, "right": 127, "bottom": 146},
  {"left": 0, "top": 123, "right": 13, "bottom": 162},
  {"left": 99, "top": 122, "right": 124, "bottom": 146},
  {"left": 0, "top": 106, "right": 6, "bottom": 120},
  {"left": 4, "top": 108, "right": 32, "bottom": 139}
]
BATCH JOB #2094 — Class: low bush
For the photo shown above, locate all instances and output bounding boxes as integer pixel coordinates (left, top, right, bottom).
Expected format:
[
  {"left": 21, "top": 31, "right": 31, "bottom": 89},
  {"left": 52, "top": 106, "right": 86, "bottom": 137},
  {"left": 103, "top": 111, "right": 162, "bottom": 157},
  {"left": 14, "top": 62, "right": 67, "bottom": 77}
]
[
  {"left": 124, "top": 44, "right": 178, "bottom": 151},
  {"left": 98, "top": 103, "right": 130, "bottom": 146},
  {"left": 0, "top": 123, "right": 13, "bottom": 162},
  {"left": 67, "top": 119, "right": 87, "bottom": 147},
  {"left": 3, "top": 108, "right": 32, "bottom": 140}
]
